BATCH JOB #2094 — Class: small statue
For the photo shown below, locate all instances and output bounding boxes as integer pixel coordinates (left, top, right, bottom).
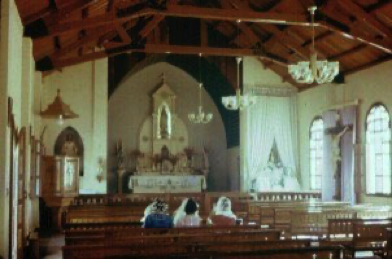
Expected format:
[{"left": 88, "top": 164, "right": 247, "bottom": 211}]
[
  {"left": 62, "top": 134, "right": 78, "bottom": 156},
  {"left": 116, "top": 140, "right": 125, "bottom": 169}
]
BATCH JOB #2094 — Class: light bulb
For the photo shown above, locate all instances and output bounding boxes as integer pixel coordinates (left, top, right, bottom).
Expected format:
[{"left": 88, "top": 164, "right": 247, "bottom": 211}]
[{"left": 57, "top": 115, "right": 64, "bottom": 125}]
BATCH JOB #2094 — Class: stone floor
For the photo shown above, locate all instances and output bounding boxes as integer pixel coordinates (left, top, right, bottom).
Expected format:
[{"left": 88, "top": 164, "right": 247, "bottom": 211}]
[{"left": 40, "top": 233, "right": 64, "bottom": 259}]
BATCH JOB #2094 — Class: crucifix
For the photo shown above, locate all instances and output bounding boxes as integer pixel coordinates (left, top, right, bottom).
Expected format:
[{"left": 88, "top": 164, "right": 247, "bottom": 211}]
[{"left": 325, "top": 112, "right": 353, "bottom": 200}]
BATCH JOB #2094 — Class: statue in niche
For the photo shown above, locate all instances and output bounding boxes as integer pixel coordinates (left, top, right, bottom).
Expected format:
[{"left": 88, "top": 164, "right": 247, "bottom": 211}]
[
  {"left": 160, "top": 106, "right": 169, "bottom": 139},
  {"left": 62, "top": 134, "right": 78, "bottom": 156},
  {"left": 116, "top": 140, "right": 125, "bottom": 170},
  {"left": 64, "top": 160, "right": 75, "bottom": 188}
]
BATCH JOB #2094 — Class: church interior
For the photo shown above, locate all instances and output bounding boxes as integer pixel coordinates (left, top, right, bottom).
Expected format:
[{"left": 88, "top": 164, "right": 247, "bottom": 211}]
[{"left": 1, "top": 0, "right": 392, "bottom": 258}]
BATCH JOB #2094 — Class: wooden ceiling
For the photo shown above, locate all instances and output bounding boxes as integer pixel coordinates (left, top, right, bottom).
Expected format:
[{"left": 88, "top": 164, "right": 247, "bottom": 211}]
[{"left": 16, "top": 0, "right": 392, "bottom": 89}]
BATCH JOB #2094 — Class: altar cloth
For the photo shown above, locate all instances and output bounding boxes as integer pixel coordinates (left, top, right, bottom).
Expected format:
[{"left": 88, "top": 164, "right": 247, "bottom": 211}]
[{"left": 129, "top": 175, "right": 206, "bottom": 193}]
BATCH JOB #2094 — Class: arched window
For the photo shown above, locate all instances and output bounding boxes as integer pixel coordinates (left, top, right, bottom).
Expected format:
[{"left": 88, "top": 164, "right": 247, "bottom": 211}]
[
  {"left": 366, "top": 104, "right": 391, "bottom": 195},
  {"left": 310, "top": 118, "right": 324, "bottom": 190}
]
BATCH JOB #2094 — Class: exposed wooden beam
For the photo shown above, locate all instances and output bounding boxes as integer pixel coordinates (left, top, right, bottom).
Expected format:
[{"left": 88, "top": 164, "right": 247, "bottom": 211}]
[
  {"left": 329, "top": 44, "right": 367, "bottom": 60},
  {"left": 336, "top": 0, "right": 392, "bottom": 39},
  {"left": 163, "top": 4, "right": 308, "bottom": 25},
  {"left": 51, "top": 15, "right": 164, "bottom": 62},
  {"left": 23, "top": 7, "right": 53, "bottom": 25},
  {"left": 47, "top": 9, "right": 148, "bottom": 37},
  {"left": 53, "top": 43, "right": 288, "bottom": 68},
  {"left": 365, "top": 1, "right": 392, "bottom": 14},
  {"left": 263, "top": 25, "right": 310, "bottom": 59},
  {"left": 50, "top": 26, "right": 116, "bottom": 60},
  {"left": 116, "top": 25, "right": 132, "bottom": 44},
  {"left": 47, "top": 4, "right": 309, "bottom": 37},
  {"left": 43, "top": 0, "right": 96, "bottom": 26},
  {"left": 302, "top": 31, "right": 334, "bottom": 47},
  {"left": 319, "top": 21, "right": 392, "bottom": 54},
  {"left": 320, "top": 1, "right": 392, "bottom": 54},
  {"left": 102, "top": 15, "right": 164, "bottom": 49}
]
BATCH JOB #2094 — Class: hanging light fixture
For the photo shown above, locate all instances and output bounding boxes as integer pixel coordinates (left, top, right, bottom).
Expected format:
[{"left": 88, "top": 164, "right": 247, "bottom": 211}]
[
  {"left": 222, "top": 57, "right": 256, "bottom": 110},
  {"left": 222, "top": 20, "right": 256, "bottom": 111},
  {"left": 40, "top": 89, "right": 79, "bottom": 125},
  {"left": 288, "top": 6, "right": 339, "bottom": 84},
  {"left": 188, "top": 53, "right": 213, "bottom": 124}
]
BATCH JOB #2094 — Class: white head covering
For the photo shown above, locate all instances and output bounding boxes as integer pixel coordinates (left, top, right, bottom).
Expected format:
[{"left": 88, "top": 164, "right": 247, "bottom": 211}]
[
  {"left": 213, "top": 197, "right": 236, "bottom": 219},
  {"left": 140, "top": 202, "right": 154, "bottom": 223},
  {"left": 173, "top": 198, "right": 188, "bottom": 226}
]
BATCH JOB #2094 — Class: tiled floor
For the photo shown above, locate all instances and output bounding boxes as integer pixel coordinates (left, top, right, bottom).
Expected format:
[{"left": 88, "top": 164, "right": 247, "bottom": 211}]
[{"left": 40, "top": 233, "right": 64, "bottom": 259}]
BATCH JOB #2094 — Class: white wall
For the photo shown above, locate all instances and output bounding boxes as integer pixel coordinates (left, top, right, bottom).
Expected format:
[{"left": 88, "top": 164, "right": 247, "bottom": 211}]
[
  {"left": 41, "top": 60, "right": 108, "bottom": 194},
  {"left": 0, "top": 0, "right": 41, "bottom": 256},
  {"left": 298, "top": 60, "right": 392, "bottom": 205},
  {"left": 108, "top": 62, "right": 228, "bottom": 191}
]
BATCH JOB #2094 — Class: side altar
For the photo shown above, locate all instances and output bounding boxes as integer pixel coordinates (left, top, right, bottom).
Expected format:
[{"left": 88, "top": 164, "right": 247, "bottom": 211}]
[{"left": 127, "top": 75, "right": 209, "bottom": 193}]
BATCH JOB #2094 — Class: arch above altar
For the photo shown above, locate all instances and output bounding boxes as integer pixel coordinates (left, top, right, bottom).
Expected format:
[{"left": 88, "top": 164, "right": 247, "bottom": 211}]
[{"left": 135, "top": 74, "right": 208, "bottom": 177}]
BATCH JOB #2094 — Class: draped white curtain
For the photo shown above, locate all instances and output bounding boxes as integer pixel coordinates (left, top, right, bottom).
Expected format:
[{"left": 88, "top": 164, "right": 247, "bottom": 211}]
[
  {"left": 243, "top": 96, "right": 275, "bottom": 190},
  {"left": 273, "top": 97, "right": 298, "bottom": 176},
  {"left": 243, "top": 95, "right": 298, "bottom": 191}
]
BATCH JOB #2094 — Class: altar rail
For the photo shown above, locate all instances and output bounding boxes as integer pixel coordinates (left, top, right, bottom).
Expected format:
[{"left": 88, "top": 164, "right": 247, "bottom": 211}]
[
  {"left": 254, "top": 192, "right": 321, "bottom": 202},
  {"left": 248, "top": 202, "right": 392, "bottom": 238}
]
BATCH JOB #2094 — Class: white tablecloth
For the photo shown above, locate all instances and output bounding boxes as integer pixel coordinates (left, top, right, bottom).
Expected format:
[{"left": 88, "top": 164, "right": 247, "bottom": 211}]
[{"left": 128, "top": 175, "right": 207, "bottom": 193}]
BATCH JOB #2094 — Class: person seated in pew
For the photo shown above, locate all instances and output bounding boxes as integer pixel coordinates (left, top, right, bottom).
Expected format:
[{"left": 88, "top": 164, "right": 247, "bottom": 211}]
[
  {"left": 140, "top": 202, "right": 154, "bottom": 224},
  {"left": 175, "top": 198, "right": 202, "bottom": 227},
  {"left": 208, "top": 196, "right": 237, "bottom": 226},
  {"left": 143, "top": 199, "right": 174, "bottom": 228},
  {"left": 173, "top": 198, "right": 188, "bottom": 226}
]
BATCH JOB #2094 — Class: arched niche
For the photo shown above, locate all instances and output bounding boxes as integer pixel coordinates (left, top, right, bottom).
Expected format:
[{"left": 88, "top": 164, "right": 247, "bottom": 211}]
[{"left": 54, "top": 127, "right": 84, "bottom": 176}]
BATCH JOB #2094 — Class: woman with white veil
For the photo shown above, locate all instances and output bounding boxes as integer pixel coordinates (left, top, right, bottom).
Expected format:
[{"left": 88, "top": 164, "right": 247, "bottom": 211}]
[
  {"left": 140, "top": 202, "right": 154, "bottom": 224},
  {"left": 208, "top": 197, "right": 236, "bottom": 226},
  {"left": 173, "top": 198, "right": 188, "bottom": 226}
]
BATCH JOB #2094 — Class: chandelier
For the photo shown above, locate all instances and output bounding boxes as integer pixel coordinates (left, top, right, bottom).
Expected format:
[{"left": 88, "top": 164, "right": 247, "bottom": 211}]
[
  {"left": 188, "top": 54, "right": 213, "bottom": 124},
  {"left": 222, "top": 57, "right": 256, "bottom": 110},
  {"left": 288, "top": 6, "right": 339, "bottom": 84},
  {"left": 40, "top": 89, "right": 79, "bottom": 125}
]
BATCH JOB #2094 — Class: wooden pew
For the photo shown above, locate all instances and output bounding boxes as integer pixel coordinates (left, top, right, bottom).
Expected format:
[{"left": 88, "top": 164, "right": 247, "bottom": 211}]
[
  {"left": 104, "top": 246, "right": 344, "bottom": 259},
  {"left": 387, "top": 228, "right": 392, "bottom": 259},
  {"left": 65, "top": 225, "right": 265, "bottom": 239},
  {"left": 327, "top": 218, "right": 392, "bottom": 258},
  {"left": 65, "top": 229, "right": 281, "bottom": 246},
  {"left": 349, "top": 219, "right": 392, "bottom": 258},
  {"left": 63, "top": 240, "right": 343, "bottom": 259},
  {"left": 63, "top": 222, "right": 142, "bottom": 232}
]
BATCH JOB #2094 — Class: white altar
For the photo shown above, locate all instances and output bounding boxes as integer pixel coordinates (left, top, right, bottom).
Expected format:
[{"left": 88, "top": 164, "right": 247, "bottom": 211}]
[
  {"left": 126, "top": 75, "right": 209, "bottom": 194},
  {"left": 129, "top": 175, "right": 206, "bottom": 193}
]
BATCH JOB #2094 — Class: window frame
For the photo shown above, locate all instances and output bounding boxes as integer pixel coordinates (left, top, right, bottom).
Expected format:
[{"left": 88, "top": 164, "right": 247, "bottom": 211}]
[
  {"left": 365, "top": 102, "right": 392, "bottom": 197},
  {"left": 309, "top": 116, "right": 324, "bottom": 191}
]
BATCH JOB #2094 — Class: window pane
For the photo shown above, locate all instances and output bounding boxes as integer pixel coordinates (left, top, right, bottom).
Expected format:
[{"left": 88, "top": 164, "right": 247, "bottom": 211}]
[
  {"left": 366, "top": 104, "right": 391, "bottom": 194},
  {"left": 310, "top": 118, "right": 324, "bottom": 190}
]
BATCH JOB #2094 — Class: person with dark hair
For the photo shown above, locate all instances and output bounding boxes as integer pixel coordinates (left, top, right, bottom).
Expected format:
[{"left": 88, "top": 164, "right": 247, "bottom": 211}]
[
  {"left": 175, "top": 198, "right": 202, "bottom": 227},
  {"left": 143, "top": 199, "right": 173, "bottom": 228}
]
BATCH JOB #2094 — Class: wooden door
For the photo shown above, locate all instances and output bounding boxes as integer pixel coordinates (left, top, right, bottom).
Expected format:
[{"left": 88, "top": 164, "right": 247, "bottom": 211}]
[
  {"left": 7, "top": 96, "right": 27, "bottom": 259},
  {"left": 8, "top": 97, "right": 19, "bottom": 259},
  {"left": 8, "top": 122, "right": 18, "bottom": 259},
  {"left": 17, "top": 128, "right": 26, "bottom": 259}
]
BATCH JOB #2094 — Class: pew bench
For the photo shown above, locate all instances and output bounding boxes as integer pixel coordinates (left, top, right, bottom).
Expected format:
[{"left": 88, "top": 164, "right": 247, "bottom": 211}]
[
  {"left": 65, "top": 229, "right": 281, "bottom": 246},
  {"left": 64, "top": 225, "right": 261, "bottom": 238},
  {"left": 327, "top": 218, "right": 392, "bottom": 258},
  {"left": 63, "top": 240, "right": 341, "bottom": 259}
]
